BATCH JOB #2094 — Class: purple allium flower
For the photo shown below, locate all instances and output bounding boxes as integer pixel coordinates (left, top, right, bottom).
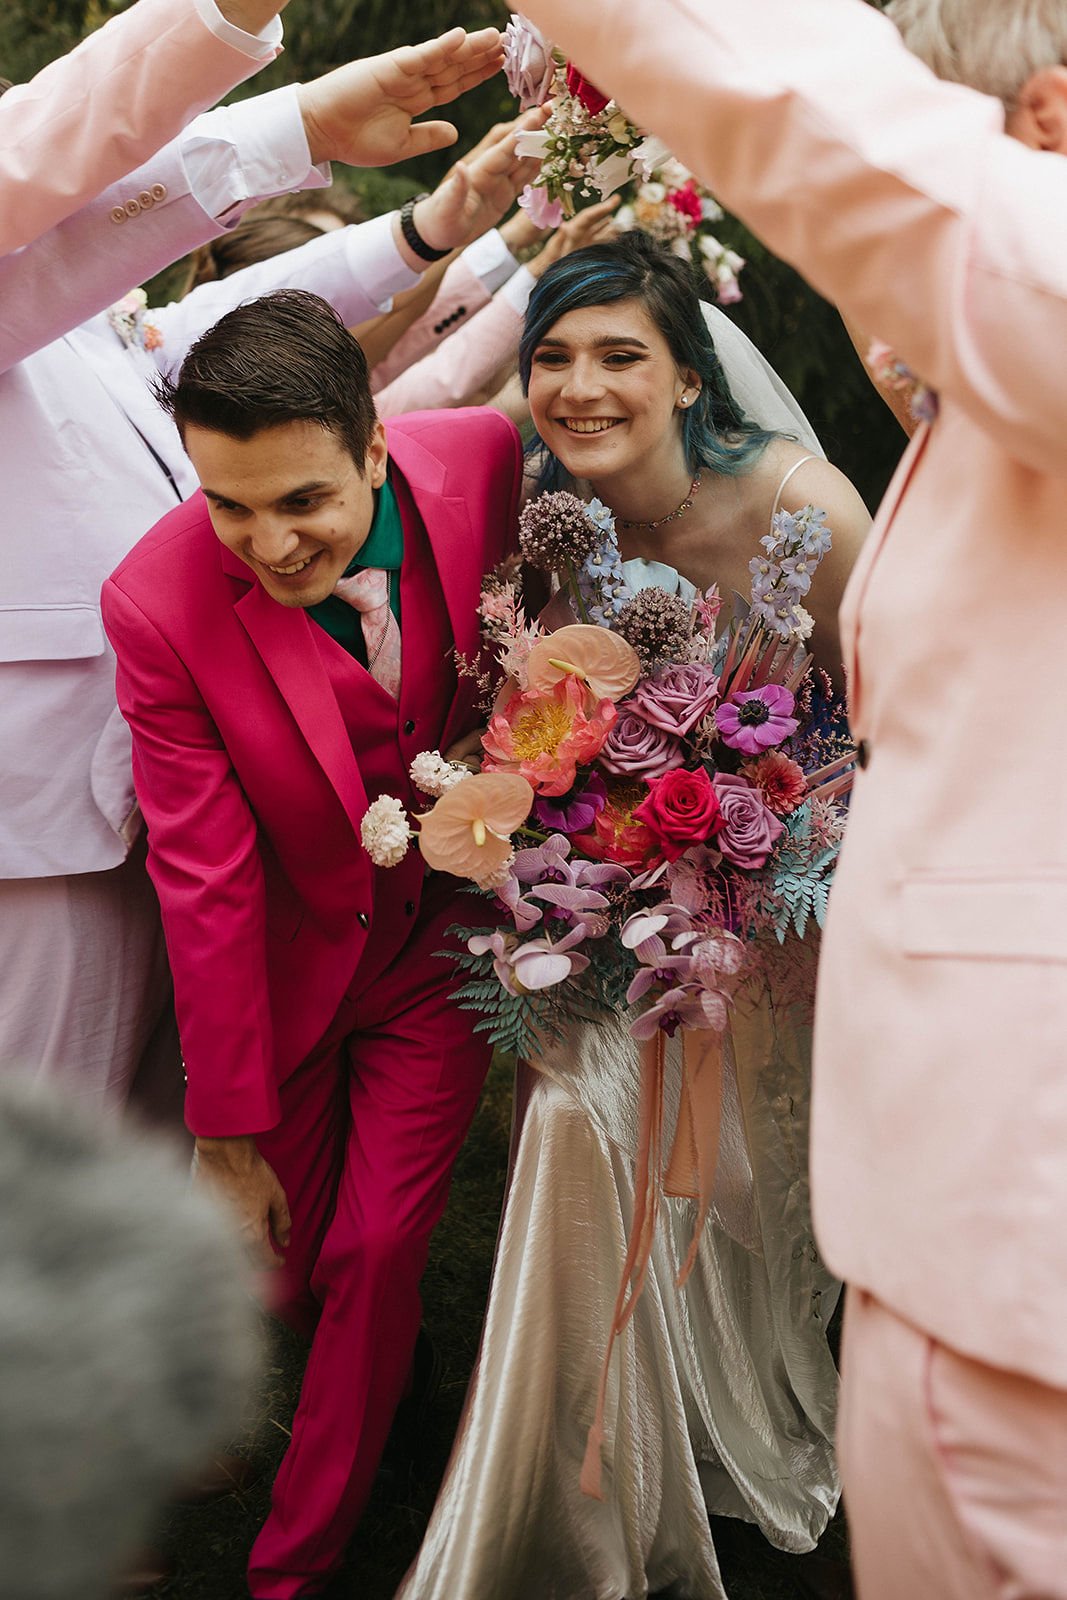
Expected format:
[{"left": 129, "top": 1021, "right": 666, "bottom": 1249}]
[
  {"left": 531, "top": 771, "right": 607, "bottom": 833},
  {"left": 716, "top": 685, "right": 799, "bottom": 755},
  {"left": 614, "top": 586, "right": 692, "bottom": 673},
  {"left": 519, "top": 490, "right": 604, "bottom": 571}
]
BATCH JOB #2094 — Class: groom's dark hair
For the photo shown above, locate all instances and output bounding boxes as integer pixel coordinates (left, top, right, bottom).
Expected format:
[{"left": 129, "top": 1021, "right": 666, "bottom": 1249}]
[{"left": 158, "top": 289, "right": 378, "bottom": 470}]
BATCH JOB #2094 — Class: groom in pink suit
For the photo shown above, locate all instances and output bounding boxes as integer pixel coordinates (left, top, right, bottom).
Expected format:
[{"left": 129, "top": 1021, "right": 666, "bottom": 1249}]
[
  {"left": 102, "top": 289, "right": 522, "bottom": 1598},
  {"left": 521, "top": 0, "right": 1067, "bottom": 1596}
]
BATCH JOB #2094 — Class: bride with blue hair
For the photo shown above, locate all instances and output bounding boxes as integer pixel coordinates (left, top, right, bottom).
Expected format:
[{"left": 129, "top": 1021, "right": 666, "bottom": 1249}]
[{"left": 399, "top": 231, "right": 871, "bottom": 1600}]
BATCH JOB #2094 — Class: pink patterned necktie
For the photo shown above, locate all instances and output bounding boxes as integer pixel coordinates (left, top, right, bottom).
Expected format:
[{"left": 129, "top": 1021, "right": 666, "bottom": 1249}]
[{"left": 332, "top": 567, "right": 402, "bottom": 699}]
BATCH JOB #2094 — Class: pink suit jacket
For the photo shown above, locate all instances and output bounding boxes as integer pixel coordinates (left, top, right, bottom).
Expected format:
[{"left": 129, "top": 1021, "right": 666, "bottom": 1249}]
[
  {"left": 0, "top": 0, "right": 278, "bottom": 256},
  {"left": 528, "top": 0, "right": 1067, "bottom": 1387},
  {"left": 101, "top": 409, "right": 522, "bottom": 1139}
]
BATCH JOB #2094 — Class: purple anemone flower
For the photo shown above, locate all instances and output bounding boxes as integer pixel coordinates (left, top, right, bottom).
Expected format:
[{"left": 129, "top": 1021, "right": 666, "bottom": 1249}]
[
  {"left": 715, "top": 684, "right": 799, "bottom": 756},
  {"left": 531, "top": 771, "right": 608, "bottom": 834}
]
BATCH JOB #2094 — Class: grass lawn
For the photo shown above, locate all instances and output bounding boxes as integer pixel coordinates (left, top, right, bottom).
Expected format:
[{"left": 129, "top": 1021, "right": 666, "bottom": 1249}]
[{"left": 156, "top": 1054, "right": 848, "bottom": 1599}]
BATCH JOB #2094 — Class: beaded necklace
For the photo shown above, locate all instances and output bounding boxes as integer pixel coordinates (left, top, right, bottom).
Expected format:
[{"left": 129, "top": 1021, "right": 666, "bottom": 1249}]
[{"left": 619, "top": 471, "right": 702, "bottom": 531}]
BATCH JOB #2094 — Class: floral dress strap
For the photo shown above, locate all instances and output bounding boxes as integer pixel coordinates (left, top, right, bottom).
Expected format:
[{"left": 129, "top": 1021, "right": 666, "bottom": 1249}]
[{"left": 770, "top": 453, "right": 819, "bottom": 532}]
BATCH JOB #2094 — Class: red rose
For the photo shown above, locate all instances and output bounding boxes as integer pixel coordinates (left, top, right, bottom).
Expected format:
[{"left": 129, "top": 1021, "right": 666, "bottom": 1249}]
[
  {"left": 565, "top": 63, "right": 610, "bottom": 115},
  {"left": 632, "top": 768, "right": 724, "bottom": 862}
]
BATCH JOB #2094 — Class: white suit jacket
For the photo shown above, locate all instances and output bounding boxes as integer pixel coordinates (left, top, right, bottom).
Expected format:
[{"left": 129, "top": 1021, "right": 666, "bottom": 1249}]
[
  {"left": 528, "top": 0, "right": 1067, "bottom": 1385},
  {"left": 0, "top": 0, "right": 280, "bottom": 254},
  {"left": 0, "top": 88, "right": 423, "bottom": 881}
]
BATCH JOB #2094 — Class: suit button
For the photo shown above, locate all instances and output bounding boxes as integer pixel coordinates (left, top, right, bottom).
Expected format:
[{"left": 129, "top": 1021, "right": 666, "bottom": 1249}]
[
  {"left": 456, "top": 305, "right": 466, "bottom": 317},
  {"left": 110, "top": 206, "right": 127, "bottom": 225},
  {"left": 357, "top": 911, "right": 370, "bottom": 928},
  {"left": 138, "top": 189, "right": 155, "bottom": 209},
  {"left": 433, "top": 321, "right": 444, "bottom": 334},
  {"left": 124, "top": 198, "right": 142, "bottom": 218},
  {"left": 150, "top": 183, "right": 167, "bottom": 201},
  {"left": 856, "top": 739, "right": 870, "bottom": 770},
  {"left": 403, "top": 718, "right": 416, "bottom": 735},
  {"left": 405, "top": 900, "right": 416, "bottom": 916}
]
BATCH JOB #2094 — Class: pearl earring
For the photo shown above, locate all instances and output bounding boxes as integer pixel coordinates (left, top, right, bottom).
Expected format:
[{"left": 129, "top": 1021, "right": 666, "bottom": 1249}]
[{"left": 679, "top": 394, "right": 689, "bottom": 406}]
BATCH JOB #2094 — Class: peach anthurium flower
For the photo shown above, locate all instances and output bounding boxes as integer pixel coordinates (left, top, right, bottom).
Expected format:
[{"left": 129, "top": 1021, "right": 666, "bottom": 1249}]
[
  {"left": 417, "top": 773, "right": 534, "bottom": 883},
  {"left": 526, "top": 624, "right": 640, "bottom": 702},
  {"left": 482, "top": 674, "right": 617, "bottom": 797}
]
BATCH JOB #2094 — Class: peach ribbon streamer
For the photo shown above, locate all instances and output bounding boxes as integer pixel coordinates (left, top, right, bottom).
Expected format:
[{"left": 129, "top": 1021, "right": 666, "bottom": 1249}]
[{"left": 580, "top": 1027, "right": 724, "bottom": 1500}]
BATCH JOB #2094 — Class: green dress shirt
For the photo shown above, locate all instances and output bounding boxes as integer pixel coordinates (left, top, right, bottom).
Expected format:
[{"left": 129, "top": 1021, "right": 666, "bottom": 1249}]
[{"left": 307, "top": 476, "right": 403, "bottom": 666}]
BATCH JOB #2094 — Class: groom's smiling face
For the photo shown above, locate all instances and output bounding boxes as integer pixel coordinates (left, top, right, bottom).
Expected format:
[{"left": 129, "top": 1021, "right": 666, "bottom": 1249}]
[{"left": 187, "top": 417, "right": 389, "bottom": 608}]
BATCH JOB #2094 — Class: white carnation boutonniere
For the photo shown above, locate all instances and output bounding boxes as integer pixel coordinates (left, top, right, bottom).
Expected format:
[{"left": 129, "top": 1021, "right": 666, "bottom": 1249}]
[
  {"left": 107, "top": 287, "right": 164, "bottom": 353},
  {"left": 360, "top": 795, "right": 414, "bottom": 868}
]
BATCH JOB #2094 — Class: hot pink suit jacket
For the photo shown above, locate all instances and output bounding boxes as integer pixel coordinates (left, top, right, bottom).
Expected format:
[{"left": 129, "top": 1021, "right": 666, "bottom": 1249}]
[
  {"left": 101, "top": 409, "right": 523, "bottom": 1138},
  {"left": 0, "top": 0, "right": 278, "bottom": 255},
  {"left": 529, "top": 0, "right": 1067, "bottom": 1386}
]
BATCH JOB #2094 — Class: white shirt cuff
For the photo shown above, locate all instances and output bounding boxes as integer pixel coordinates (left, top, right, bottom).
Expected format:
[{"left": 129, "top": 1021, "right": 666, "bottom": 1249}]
[
  {"left": 181, "top": 85, "right": 328, "bottom": 225},
  {"left": 461, "top": 228, "right": 520, "bottom": 295},
  {"left": 343, "top": 212, "right": 420, "bottom": 312},
  {"left": 194, "top": 0, "right": 283, "bottom": 59},
  {"left": 499, "top": 265, "right": 536, "bottom": 317}
]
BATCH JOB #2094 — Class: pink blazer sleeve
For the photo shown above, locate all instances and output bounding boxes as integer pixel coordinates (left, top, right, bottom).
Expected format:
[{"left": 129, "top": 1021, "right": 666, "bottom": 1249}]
[
  {"left": 525, "top": 0, "right": 1067, "bottom": 478},
  {"left": 0, "top": 0, "right": 278, "bottom": 256},
  {"left": 370, "top": 256, "right": 492, "bottom": 392},
  {"left": 373, "top": 288, "right": 523, "bottom": 418}
]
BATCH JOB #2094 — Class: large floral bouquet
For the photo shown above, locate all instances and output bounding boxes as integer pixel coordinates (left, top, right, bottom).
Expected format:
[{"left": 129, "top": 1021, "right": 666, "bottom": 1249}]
[
  {"left": 613, "top": 161, "right": 746, "bottom": 305},
  {"left": 361, "top": 492, "right": 854, "bottom": 1060}
]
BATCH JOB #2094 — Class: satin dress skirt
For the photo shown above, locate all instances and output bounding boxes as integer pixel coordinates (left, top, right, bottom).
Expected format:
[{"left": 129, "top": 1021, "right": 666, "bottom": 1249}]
[{"left": 397, "top": 998, "right": 841, "bottom": 1600}]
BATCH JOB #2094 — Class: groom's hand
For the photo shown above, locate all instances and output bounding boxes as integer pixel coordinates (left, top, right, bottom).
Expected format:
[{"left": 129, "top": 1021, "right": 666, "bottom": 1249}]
[
  {"left": 195, "top": 1134, "right": 291, "bottom": 1271},
  {"left": 298, "top": 27, "right": 504, "bottom": 169}
]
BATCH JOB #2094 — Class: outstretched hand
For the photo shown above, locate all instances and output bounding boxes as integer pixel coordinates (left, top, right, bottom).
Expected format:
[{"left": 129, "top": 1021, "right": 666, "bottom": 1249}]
[
  {"left": 407, "top": 109, "right": 547, "bottom": 261},
  {"left": 298, "top": 27, "right": 504, "bottom": 169}
]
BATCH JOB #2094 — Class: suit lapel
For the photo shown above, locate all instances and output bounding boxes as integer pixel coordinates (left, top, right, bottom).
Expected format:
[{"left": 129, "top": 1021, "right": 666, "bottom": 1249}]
[{"left": 223, "top": 548, "right": 368, "bottom": 839}]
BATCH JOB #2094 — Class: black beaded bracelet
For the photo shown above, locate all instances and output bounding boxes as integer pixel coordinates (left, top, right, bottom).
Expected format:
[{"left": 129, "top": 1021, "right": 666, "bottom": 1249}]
[{"left": 399, "top": 194, "right": 450, "bottom": 263}]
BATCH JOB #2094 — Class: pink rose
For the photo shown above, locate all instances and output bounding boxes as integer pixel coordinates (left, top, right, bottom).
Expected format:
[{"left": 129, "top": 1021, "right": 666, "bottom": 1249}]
[
  {"left": 711, "top": 773, "right": 784, "bottom": 871},
  {"left": 633, "top": 768, "right": 724, "bottom": 863},
  {"left": 503, "top": 14, "right": 556, "bottom": 109},
  {"left": 599, "top": 708, "right": 685, "bottom": 779},
  {"left": 627, "top": 663, "right": 720, "bottom": 740}
]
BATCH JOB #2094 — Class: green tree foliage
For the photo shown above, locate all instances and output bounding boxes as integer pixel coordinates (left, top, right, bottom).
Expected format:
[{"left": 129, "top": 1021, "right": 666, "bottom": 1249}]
[{"left": 2, "top": 0, "right": 906, "bottom": 507}]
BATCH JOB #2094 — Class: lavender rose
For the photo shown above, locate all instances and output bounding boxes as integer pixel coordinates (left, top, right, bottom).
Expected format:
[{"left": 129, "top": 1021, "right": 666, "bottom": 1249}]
[
  {"left": 628, "top": 663, "right": 720, "bottom": 739},
  {"left": 503, "top": 14, "right": 556, "bottom": 109},
  {"left": 711, "top": 773, "right": 784, "bottom": 870},
  {"left": 599, "top": 707, "right": 685, "bottom": 779}
]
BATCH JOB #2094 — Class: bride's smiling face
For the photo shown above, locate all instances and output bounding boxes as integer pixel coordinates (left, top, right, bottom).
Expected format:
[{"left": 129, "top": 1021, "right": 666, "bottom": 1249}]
[{"left": 527, "top": 298, "right": 694, "bottom": 483}]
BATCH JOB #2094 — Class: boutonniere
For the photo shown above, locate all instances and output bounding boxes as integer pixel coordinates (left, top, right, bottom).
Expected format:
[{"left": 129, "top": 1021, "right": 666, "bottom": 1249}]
[
  {"left": 107, "top": 287, "right": 164, "bottom": 353},
  {"left": 867, "top": 338, "right": 939, "bottom": 425}
]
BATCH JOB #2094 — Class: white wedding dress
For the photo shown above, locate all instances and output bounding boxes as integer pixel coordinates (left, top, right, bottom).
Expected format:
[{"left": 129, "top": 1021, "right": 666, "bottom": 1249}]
[{"left": 396, "top": 312, "right": 840, "bottom": 1600}]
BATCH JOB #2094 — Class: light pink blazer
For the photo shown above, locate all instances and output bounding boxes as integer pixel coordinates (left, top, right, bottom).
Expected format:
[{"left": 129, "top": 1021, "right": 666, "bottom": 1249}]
[
  {"left": 528, "top": 0, "right": 1067, "bottom": 1387},
  {"left": 0, "top": 0, "right": 278, "bottom": 255}
]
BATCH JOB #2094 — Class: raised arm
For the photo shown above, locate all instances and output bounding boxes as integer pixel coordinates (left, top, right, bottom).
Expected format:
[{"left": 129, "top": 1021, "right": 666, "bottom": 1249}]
[
  {"left": 524, "top": 0, "right": 1067, "bottom": 476},
  {"left": 0, "top": 0, "right": 284, "bottom": 255}
]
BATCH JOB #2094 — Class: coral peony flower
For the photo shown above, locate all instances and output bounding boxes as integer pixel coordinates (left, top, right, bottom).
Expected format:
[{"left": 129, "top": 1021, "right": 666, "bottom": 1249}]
[
  {"left": 571, "top": 778, "right": 661, "bottom": 869},
  {"left": 565, "top": 62, "right": 610, "bottom": 114},
  {"left": 710, "top": 773, "right": 784, "bottom": 871},
  {"left": 741, "top": 750, "right": 807, "bottom": 816},
  {"left": 482, "top": 675, "right": 616, "bottom": 796},
  {"left": 632, "top": 767, "right": 724, "bottom": 863},
  {"left": 715, "top": 684, "right": 799, "bottom": 756},
  {"left": 417, "top": 773, "right": 533, "bottom": 884},
  {"left": 503, "top": 13, "right": 556, "bottom": 109}
]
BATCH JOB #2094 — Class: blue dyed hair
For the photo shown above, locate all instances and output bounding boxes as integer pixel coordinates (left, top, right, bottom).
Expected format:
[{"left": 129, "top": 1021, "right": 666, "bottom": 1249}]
[{"left": 519, "top": 231, "right": 783, "bottom": 494}]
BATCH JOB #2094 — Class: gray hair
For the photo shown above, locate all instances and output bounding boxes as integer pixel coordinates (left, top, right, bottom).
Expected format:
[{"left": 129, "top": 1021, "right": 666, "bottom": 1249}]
[
  {"left": 886, "top": 0, "right": 1067, "bottom": 106},
  {"left": 0, "top": 1079, "right": 259, "bottom": 1598}
]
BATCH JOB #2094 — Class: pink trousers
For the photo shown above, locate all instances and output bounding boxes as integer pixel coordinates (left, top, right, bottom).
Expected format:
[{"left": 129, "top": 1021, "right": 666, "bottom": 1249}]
[
  {"left": 840, "top": 1289, "right": 1067, "bottom": 1600},
  {"left": 246, "top": 889, "right": 492, "bottom": 1599}
]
